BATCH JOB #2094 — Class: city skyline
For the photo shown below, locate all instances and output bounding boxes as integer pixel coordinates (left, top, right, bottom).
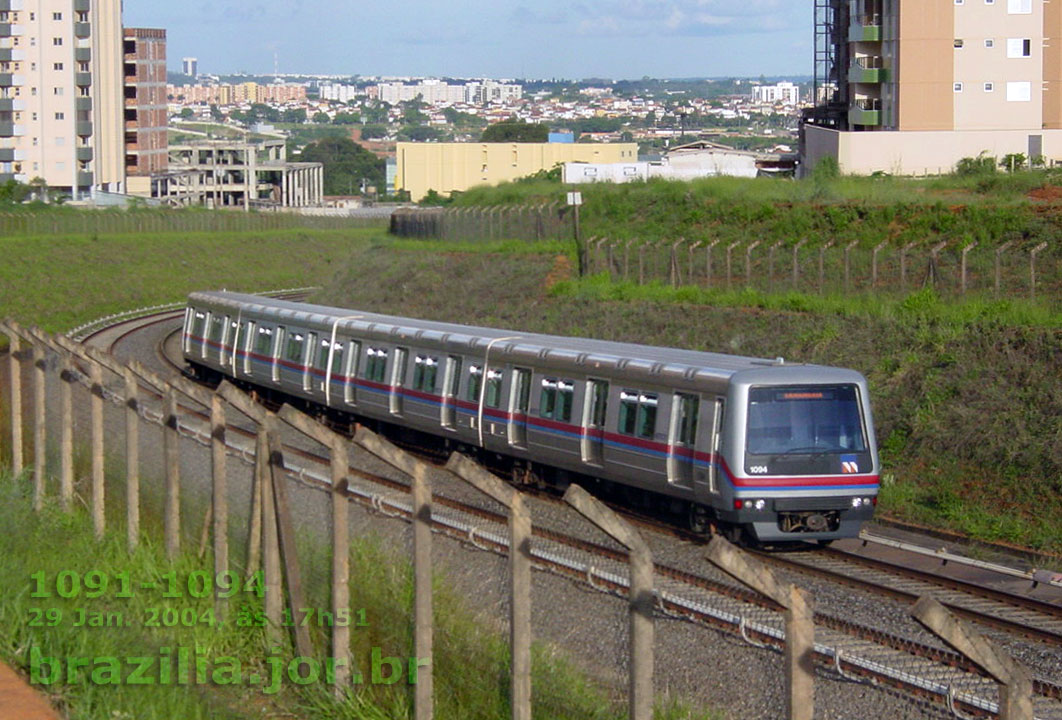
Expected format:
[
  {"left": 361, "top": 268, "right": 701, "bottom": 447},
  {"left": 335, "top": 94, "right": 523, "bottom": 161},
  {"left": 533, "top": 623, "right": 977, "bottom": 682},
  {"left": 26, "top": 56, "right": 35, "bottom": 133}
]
[{"left": 123, "top": 0, "right": 812, "bottom": 80}]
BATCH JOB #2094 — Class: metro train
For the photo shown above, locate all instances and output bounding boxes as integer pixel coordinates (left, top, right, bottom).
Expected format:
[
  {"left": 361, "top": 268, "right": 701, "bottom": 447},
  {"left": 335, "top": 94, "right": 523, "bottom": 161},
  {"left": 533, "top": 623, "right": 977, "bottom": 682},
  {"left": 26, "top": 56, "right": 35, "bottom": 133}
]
[{"left": 182, "top": 291, "right": 880, "bottom": 543}]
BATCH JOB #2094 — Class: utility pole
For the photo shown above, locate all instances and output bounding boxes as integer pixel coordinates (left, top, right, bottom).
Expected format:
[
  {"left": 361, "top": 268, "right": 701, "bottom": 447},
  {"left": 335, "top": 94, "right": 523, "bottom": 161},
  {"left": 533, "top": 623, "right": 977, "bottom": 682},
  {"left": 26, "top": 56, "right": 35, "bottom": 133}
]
[{"left": 568, "top": 191, "right": 584, "bottom": 276}]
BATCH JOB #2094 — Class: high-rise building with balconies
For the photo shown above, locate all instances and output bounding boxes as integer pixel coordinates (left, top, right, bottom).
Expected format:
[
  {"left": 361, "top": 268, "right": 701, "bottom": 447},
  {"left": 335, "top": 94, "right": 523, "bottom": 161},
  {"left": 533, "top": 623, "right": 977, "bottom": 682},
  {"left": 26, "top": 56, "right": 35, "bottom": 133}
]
[
  {"left": 803, "top": 0, "right": 1062, "bottom": 174},
  {"left": 0, "top": 0, "right": 124, "bottom": 198}
]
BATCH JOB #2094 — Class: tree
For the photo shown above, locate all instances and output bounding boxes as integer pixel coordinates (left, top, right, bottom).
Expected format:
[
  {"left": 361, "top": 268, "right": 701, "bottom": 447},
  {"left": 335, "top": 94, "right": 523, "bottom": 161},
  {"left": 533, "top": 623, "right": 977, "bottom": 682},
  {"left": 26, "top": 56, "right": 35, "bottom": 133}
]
[
  {"left": 399, "top": 125, "right": 444, "bottom": 142},
  {"left": 178, "top": 107, "right": 194, "bottom": 119},
  {"left": 332, "top": 112, "right": 359, "bottom": 125},
  {"left": 361, "top": 124, "right": 389, "bottom": 140},
  {"left": 209, "top": 104, "right": 224, "bottom": 122},
  {"left": 480, "top": 121, "right": 549, "bottom": 143},
  {"left": 297, "top": 137, "right": 385, "bottom": 196},
  {"left": 281, "top": 108, "right": 306, "bottom": 124},
  {"left": 313, "top": 111, "right": 331, "bottom": 124}
]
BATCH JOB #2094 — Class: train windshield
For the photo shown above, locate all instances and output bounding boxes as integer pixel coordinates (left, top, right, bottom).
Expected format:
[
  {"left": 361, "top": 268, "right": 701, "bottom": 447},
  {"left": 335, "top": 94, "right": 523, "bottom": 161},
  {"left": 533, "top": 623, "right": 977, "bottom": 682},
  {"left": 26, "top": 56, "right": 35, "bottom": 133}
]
[{"left": 746, "top": 385, "right": 867, "bottom": 456}]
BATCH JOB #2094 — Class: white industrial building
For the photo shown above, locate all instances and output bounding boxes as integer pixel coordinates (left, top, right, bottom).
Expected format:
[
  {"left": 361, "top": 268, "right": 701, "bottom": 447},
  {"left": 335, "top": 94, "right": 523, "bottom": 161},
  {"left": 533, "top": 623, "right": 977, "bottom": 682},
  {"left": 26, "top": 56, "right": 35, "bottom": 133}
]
[
  {"left": 563, "top": 141, "right": 797, "bottom": 184},
  {"left": 752, "top": 81, "right": 801, "bottom": 106}
]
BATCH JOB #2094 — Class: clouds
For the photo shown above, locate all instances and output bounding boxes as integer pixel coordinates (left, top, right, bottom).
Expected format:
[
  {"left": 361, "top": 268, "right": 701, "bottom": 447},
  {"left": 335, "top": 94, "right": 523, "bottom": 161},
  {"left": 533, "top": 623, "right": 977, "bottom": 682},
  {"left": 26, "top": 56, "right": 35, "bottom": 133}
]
[{"left": 122, "top": 0, "right": 809, "bottom": 78}]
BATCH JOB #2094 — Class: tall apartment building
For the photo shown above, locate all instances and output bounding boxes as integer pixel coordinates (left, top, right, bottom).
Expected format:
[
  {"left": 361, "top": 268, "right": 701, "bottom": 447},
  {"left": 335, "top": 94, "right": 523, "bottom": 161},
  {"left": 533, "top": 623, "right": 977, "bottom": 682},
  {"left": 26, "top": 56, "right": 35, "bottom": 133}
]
[
  {"left": 803, "top": 0, "right": 1062, "bottom": 174},
  {"left": 0, "top": 0, "right": 124, "bottom": 197},
  {"left": 123, "top": 28, "right": 166, "bottom": 178}
]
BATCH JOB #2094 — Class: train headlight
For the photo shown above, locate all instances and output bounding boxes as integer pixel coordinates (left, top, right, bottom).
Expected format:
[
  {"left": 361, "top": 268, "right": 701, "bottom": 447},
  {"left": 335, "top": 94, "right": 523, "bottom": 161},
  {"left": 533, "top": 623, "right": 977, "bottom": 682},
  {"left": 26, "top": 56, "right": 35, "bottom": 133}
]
[
  {"left": 754, "top": 499, "right": 766, "bottom": 511},
  {"left": 851, "top": 497, "right": 863, "bottom": 508}
]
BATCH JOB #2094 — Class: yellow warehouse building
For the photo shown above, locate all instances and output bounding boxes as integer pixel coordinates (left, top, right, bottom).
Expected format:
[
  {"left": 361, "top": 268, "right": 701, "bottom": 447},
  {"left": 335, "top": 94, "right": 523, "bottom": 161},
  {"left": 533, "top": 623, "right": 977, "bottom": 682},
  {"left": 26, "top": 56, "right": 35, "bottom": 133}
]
[{"left": 395, "top": 142, "right": 639, "bottom": 201}]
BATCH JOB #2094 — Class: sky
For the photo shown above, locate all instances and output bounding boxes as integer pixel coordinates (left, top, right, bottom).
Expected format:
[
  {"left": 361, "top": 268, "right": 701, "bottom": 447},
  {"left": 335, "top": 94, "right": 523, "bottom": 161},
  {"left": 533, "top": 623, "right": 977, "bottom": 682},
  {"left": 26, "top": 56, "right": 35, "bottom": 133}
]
[{"left": 123, "top": 0, "right": 814, "bottom": 80}]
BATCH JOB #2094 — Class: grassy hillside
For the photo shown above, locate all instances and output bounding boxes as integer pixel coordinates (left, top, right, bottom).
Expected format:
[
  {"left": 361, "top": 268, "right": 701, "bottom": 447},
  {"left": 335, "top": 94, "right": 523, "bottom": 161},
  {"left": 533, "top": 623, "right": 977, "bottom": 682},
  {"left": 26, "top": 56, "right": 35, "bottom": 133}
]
[
  {"left": 0, "top": 228, "right": 377, "bottom": 331},
  {"left": 313, "top": 240, "right": 1062, "bottom": 555}
]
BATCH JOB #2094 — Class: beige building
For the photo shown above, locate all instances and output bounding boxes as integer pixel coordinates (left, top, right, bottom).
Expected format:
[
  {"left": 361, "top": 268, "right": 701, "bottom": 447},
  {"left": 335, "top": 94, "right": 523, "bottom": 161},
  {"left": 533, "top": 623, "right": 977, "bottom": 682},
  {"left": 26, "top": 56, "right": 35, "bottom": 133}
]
[
  {"left": 395, "top": 141, "right": 639, "bottom": 201},
  {"left": 0, "top": 0, "right": 125, "bottom": 198},
  {"left": 804, "top": 0, "right": 1062, "bottom": 174}
]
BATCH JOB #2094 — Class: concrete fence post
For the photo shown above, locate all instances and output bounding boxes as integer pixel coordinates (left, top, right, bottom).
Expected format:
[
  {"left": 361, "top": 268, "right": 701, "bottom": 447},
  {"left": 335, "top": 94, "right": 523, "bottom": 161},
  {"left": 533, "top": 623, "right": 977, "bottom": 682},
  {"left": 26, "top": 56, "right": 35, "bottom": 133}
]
[
  {"left": 726, "top": 241, "right": 740, "bottom": 290},
  {"left": 818, "top": 241, "right": 834, "bottom": 294},
  {"left": 900, "top": 241, "right": 917, "bottom": 291},
  {"left": 927, "top": 241, "right": 947, "bottom": 288},
  {"left": 844, "top": 240, "right": 858, "bottom": 293},
  {"left": 871, "top": 241, "right": 887, "bottom": 288},
  {"left": 745, "top": 240, "right": 761, "bottom": 288},
  {"left": 277, "top": 404, "right": 355, "bottom": 693},
  {"left": 3, "top": 323, "right": 24, "bottom": 475},
  {"left": 445, "top": 453, "right": 532, "bottom": 720},
  {"left": 687, "top": 241, "right": 701, "bottom": 284},
  {"left": 564, "top": 484, "right": 653, "bottom": 720},
  {"left": 89, "top": 362, "right": 104, "bottom": 539},
  {"left": 767, "top": 240, "right": 784, "bottom": 288},
  {"left": 995, "top": 240, "right": 1015, "bottom": 298},
  {"left": 1029, "top": 242, "right": 1048, "bottom": 299},
  {"left": 961, "top": 242, "right": 977, "bottom": 295},
  {"left": 705, "top": 239, "right": 720, "bottom": 286},
  {"left": 911, "top": 596, "right": 1033, "bottom": 720},
  {"left": 353, "top": 426, "right": 433, "bottom": 720},
  {"left": 32, "top": 342, "right": 46, "bottom": 511},
  {"left": 706, "top": 536, "right": 814, "bottom": 720},
  {"left": 792, "top": 238, "right": 808, "bottom": 290},
  {"left": 59, "top": 353, "right": 74, "bottom": 511}
]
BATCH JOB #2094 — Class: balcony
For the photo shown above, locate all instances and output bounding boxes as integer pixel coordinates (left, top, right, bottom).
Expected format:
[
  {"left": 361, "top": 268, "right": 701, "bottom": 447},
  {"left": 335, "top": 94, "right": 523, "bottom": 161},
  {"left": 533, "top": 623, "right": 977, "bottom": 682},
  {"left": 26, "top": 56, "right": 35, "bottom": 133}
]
[
  {"left": 75, "top": 48, "right": 91, "bottom": 62},
  {"left": 76, "top": 170, "right": 93, "bottom": 186},
  {"left": 849, "top": 57, "right": 886, "bottom": 84},
  {"left": 0, "top": 98, "right": 25, "bottom": 111},
  {"left": 0, "top": 0, "right": 26, "bottom": 10},
  {"left": 0, "top": 121, "right": 25, "bottom": 135},
  {"left": 75, "top": 72, "right": 92, "bottom": 87},
  {"left": 76, "top": 120, "right": 92, "bottom": 136},
  {"left": 849, "top": 14, "right": 881, "bottom": 42},
  {"left": 76, "top": 146, "right": 93, "bottom": 162},
  {"left": 0, "top": 147, "right": 21, "bottom": 161},
  {"left": 74, "top": 22, "right": 90, "bottom": 38},
  {"left": 74, "top": 0, "right": 90, "bottom": 9},
  {"left": 849, "top": 99, "right": 881, "bottom": 126},
  {"left": 75, "top": 96, "right": 91, "bottom": 111}
]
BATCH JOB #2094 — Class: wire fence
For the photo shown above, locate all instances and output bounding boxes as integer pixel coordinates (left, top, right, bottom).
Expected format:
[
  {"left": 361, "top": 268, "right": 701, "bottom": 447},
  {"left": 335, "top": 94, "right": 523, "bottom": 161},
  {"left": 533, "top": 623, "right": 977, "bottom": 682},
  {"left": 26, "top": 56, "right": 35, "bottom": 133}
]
[{"left": 0, "top": 208, "right": 389, "bottom": 237}]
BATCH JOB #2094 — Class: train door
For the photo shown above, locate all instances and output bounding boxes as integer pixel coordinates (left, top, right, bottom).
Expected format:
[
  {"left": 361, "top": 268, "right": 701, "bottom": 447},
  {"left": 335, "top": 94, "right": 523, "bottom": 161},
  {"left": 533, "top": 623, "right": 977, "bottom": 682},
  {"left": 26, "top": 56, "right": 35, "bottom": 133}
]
[
  {"left": 704, "top": 398, "right": 724, "bottom": 497},
  {"left": 441, "top": 355, "right": 462, "bottom": 428},
  {"left": 508, "top": 367, "right": 531, "bottom": 448},
  {"left": 271, "top": 327, "right": 285, "bottom": 383},
  {"left": 390, "top": 347, "right": 408, "bottom": 415},
  {"left": 303, "top": 332, "right": 317, "bottom": 393},
  {"left": 667, "top": 393, "right": 699, "bottom": 489},
  {"left": 581, "top": 379, "right": 608, "bottom": 465}
]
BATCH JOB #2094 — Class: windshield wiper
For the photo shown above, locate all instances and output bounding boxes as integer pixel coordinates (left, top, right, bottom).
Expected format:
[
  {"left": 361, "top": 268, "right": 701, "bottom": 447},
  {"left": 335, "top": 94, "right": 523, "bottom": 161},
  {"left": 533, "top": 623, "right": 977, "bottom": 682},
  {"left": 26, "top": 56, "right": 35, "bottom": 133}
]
[{"left": 768, "top": 446, "right": 839, "bottom": 463}]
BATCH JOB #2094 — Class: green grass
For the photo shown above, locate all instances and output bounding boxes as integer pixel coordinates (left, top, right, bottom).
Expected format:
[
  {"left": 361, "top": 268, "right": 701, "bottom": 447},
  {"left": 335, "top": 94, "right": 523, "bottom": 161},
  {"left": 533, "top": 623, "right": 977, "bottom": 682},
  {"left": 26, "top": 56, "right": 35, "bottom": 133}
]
[
  {"left": 0, "top": 470, "right": 720, "bottom": 719},
  {"left": 0, "top": 228, "right": 387, "bottom": 332}
]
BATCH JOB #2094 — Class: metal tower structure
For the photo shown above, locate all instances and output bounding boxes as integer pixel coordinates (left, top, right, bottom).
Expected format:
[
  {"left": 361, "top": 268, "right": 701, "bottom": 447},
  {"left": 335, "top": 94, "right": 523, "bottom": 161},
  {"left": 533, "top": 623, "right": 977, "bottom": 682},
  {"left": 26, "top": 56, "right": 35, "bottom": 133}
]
[{"left": 809, "top": 0, "right": 850, "bottom": 130}]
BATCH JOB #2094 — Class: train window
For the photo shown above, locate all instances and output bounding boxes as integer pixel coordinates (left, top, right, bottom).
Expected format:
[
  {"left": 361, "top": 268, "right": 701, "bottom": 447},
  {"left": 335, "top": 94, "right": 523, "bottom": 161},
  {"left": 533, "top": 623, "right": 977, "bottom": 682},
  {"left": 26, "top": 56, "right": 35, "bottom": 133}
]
[
  {"left": 191, "top": 310, "right": 207, "bottom": 341},
  {"left": 636, "top": 394, "right": 658, "bottom": 439},
  {"left": 313, "top": 337, "right": 331, "bottom": 372},
  {"left": 391, "top": 348, "right": 408, "bottom": 414},
  {"left": 539, "top": 379, "right": 557, "bottom": 419},
  {"left": 588, "top": 380, "right": 608, "bottom": 428},
  {"left": 209, "top": 314, "right": 225, "bottom": 344},
  {"left": 365, "top": 347, "right": 388, "bottom": 383},
  {"left": 285, "top": 332, "right": 305, "bottom": 365},
  {"left": 746, "top": 385, "right": 867, "bottom": 455},
  {"left": 485, "top": 369, "right": 503, "bottom": 408},
  {"left": 182, "top": 308, "right": 194, "bottom": 353},
  {"left": 254, "top": 326, "right": 273, "bottom": 358},
  {"left": 674, "top": 393, "right": 699, "bottom": 446},
  {"left": 413, "top": 355, "right": 439, "bottom": 393},
  {"left": 557, "top": 380, "right": 574, "bottom": 422},
  {"left": 467, "top": 365, "right": 483, "bottom": 402},
  {"left": 618, "top": 390, "right": 657, "bottom": 438},
  {"left": 618, "top": 391, "right": 638, "bottom": 435},
  {"left": 303, "top": 333, "right": 317, "bottom": 392},
  {"left": 442, "top": 355, "right": 462, "bottom": 428},
  {"left": 221, "top": 318, "right": 236, "bottom": 366}
]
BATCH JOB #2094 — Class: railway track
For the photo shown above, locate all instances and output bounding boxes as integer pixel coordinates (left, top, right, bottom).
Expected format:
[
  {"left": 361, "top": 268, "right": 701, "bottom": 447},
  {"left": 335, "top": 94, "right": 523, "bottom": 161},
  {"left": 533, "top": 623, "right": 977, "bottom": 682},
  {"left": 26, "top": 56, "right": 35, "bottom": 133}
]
[{"left": 85, "top": 303, "right": 1062, "bottom": 720}]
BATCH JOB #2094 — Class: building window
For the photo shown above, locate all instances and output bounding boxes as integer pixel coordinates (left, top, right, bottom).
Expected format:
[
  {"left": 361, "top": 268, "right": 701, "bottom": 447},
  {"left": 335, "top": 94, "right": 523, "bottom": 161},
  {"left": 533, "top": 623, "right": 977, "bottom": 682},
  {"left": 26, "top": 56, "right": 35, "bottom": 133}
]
[
  {"left": 52, "top": 11, "right": 61, "bottom": 20},
  {"left": 53, "top": 62, "right": 62, "bottom": 70},
  {"left": 984, "top": 82, "right": 995, "bottom": 92},
  {"left": 1007, "top": 81, "right": 1031, "bottom": 101},
  {"left": 55, "top": 136, "right": 64, "bottom": 146},
  {"left": 1007, "top": 0, "right": 1031, "bottom": 12},
  {"left": 985, "top": 39, "right": 995, "bottom": 48},
  {"left": 54, "top": 112, "right": 63, "bottom": 119},
  {"left": 954, "top": 39, "right": 964, "bottom": 48},
  {"left": 1007, "top": 38, "right": 1032, "bottom": 58},
  {"left": 55, "top": 162, "right": 65, "bottom": 171},
  {"left": 955, "top": 0, "right": 964, "bottom": 5},
  {"left": 954, "top": 82, "right": 964, "bottom": 92},
  {"left": 52, "top": 37, "right": 62, "bottom": 46},
  {"left": 53, "top": 87, "right": 63, "bottom": 96}
]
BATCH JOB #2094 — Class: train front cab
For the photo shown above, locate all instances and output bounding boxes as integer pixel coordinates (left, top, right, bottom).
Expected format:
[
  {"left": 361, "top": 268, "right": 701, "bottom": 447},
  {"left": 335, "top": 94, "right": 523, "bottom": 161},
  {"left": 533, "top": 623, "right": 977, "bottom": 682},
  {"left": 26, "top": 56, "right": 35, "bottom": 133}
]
[{"left": 718, "top": 368, "right": 880, "bottom": 544}]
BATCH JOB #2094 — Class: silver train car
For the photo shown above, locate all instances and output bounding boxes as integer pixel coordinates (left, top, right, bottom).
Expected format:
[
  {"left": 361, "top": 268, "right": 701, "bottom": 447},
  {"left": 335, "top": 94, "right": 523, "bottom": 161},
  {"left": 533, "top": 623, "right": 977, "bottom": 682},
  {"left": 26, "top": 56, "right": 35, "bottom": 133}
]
[{"left": 183, "top": 291, "right": 880, "bottom": 543}]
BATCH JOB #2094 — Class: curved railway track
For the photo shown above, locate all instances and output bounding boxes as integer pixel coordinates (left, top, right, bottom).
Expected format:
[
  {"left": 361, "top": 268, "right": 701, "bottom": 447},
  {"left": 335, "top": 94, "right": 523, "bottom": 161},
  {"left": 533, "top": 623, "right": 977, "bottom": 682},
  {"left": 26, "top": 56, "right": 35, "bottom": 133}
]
[{"left": 80, "top": 302, "right": 1062, "bottom": 720}]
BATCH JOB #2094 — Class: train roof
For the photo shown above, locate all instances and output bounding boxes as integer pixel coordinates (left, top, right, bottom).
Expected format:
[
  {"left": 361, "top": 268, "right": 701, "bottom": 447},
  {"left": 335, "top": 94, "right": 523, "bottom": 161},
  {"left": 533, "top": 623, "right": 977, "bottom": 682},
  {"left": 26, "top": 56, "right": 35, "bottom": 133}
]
[{"left": 188, "top": 291, "right": 860, "bottom": 387}]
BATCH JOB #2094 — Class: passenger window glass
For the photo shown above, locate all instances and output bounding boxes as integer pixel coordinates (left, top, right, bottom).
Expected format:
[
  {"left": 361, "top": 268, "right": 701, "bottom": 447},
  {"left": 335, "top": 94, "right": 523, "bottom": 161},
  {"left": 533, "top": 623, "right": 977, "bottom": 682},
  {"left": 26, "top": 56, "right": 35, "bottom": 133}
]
[
  {"left": 364, "top": 347, "right": 389, "bottom": 383},
  {"left": 413, "top": 355, "right": 439, "bottom": 392},
  {"left": 618, "top": 391, "right": 638, "bottom": 435},
  {"left": 209, "top": 314, "right": 225, "bottom": 343},
  {"left": 557, "top": 380, "right": 574, "bottom": 422},
  {"left": 539, "top": 379, "right": 557, "bottom": 419},
  {"left": 285, "top": 332, "right": 305, "bottom": 364},
  {"left": 191, "top": 310, "right": 206, "bottom": 338},
  {"left": 255, "top": 327, "right": 273, "bottom": 356},
  {"left": 636, "top": 394, "right": 658, "bottom": 439},
  {"left": 485, "top": 369, "right": 503, "bottom": 408},
  {"left": 676, "top": 393, "right": 699, "bottom": 445},
  {"left": 467, "top": 365, "right": 483, "bottom": 402}
]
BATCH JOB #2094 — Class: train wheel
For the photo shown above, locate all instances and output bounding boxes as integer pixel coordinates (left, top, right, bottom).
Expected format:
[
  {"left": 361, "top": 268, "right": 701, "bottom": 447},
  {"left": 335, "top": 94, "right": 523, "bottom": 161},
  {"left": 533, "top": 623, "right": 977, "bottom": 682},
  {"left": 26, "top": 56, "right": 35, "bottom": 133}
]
[{"left": 688, "top": 504, "right": 710, "bottom": 534}]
